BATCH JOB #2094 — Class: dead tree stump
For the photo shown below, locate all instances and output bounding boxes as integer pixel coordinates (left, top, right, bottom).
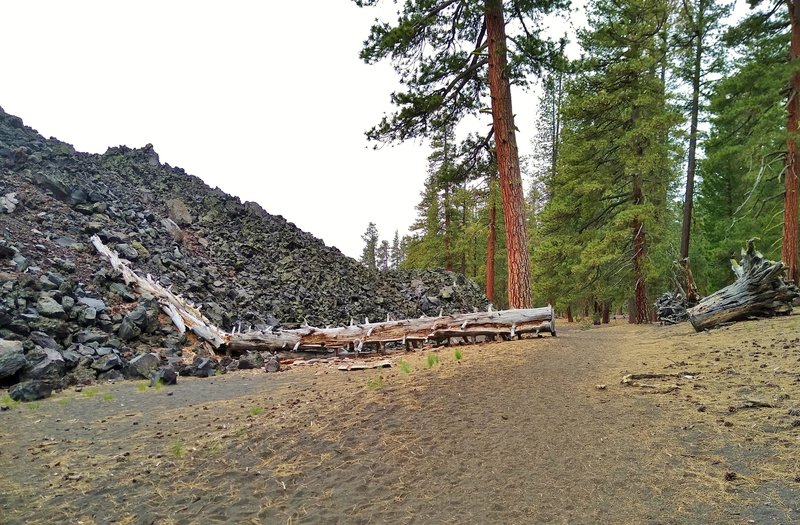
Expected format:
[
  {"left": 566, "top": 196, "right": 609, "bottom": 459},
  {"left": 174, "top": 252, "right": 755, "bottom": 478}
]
[{"left": 687, "top": 240, "right": 800, "bottom": 331}]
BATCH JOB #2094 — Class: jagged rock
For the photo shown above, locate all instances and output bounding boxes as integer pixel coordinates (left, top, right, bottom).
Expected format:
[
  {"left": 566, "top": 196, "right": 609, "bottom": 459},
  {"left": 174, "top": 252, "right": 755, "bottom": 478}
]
[
  {"left": 66, "top": 363, "right": 97, "bottom": 385},
  {"left": 25, "top": 347, "right": 66, "bottom": 382},
  {"left": 189, "top": 356, "right": 216, "bottom": 377},
  {"left": 1, "top": 192, "right": 18, "bottom": 213},
  {"left": 117, "top": 316, "right": 141, "bottom": 341},
  {"left": 237, "top": 351, "right": 264, "bottom": 370},
  {"left": 150, "top": 366, "right": 178, "bottom": 386},
  {"left": 78, "top": 296, "right": 106, "bottom": 311},
  {"left": 0, "top": 339, "right": 24, "bottom": 354},
  {"left": 127, "top": 352, "right": 160, "bottom": 378},
  {"left": 0, "top": 351, "right": 26, "bottom": 381},
  {"left": 161, "top": 218, "right": 184, "bottom": 242},
  {"left": 29, "top": 331, "right": 61, "bottom": 351},
  {"left": 115, "top": 243, "right": 139, "bottom": 260},
  {"left": 75, "top": 330, "right": 109, "bottom": 344},
  {"left": 126, "top": 300, "right": 159, "bottom": 333},
  {"left": 264, "top": 356, "right": 280, "bottom": 373},
  {"left": 9, "top": 380, "right": 53, "bottom": 402},
  {"left": 166, "top": 198, "right": 193, "bottom": 226},
  {"left": 36, "top": 296, "right": 65, "bottom": 318},
  {"left": 92, "top": 353, "right": 122, "bottom": 372},
  {"left": 98, "top": 369, "right": 124, "bottom": 382}
]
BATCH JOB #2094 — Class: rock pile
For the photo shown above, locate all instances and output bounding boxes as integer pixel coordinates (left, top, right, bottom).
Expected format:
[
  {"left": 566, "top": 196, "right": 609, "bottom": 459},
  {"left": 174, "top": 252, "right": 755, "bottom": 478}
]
[{"left": 0, "top": 106, "right": 488, "bottom": 394}]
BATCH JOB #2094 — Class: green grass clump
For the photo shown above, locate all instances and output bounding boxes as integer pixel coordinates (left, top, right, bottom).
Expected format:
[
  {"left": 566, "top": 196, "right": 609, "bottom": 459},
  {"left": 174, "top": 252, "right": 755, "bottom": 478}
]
[
  {"left": 82, "top": 387, "right": 100, "bottom": 398},
  {"left": 454, "top": 349, "right": 463, "bottom": 361},
  {"left": 58, "top": 397, "right": 72, "bottom": 407},
  {"left": 101, "top": 393, "right": 115, "bottom": 401},
  {"left": 136, "top": 381, "right": 148, "bottom": 392},
  {"left": 171, "top": 440, "right": 185, "bottom": 459},
  {"left": 398, "top": 359, "right": 412, "bottom": 374},
  {"left": 25, "top": 401, "right": 41, "bottom": 410},
  {"left": 426, "top": 354, "right": 440, "bottom": 369},
  {"left": 1, "top": 394, "right": 20, "bottom": 410},
  {"left": 249, "top": 406, "right": 264, "bottom": 416},
  {"left": 153, "top": 379, "right": 165, "bottom": 391},
  {"left": 367, "top": 376, "right": 385, "bottom": 389}
]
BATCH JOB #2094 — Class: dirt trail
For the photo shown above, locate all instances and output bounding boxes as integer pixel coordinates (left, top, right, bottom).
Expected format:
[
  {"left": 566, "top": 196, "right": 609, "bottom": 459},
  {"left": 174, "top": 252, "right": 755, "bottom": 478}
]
[{"left": 2, "top": 318, "right": 799, "bottom": 524}]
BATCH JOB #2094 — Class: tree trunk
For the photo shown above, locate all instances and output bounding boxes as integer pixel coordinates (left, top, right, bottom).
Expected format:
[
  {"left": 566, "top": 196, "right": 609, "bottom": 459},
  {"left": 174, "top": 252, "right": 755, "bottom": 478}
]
[
  {"left": 485, "top": 0, "right": 532, "bottom": 309},
  {"left": 680, "top": 22, "right": 703, "bottom": 270},
  {"left": 566, "top": 305, "right": 573, "bottom": 323},
  {"left": 633, "top": 174, "right": 649, "bottom": 323},
  {"left": 601, "top": 301, "right": 611, "bottom": 324},
  {"left": 444, "top": 184, "right": 453, "bottom": 272},
  {"left": 784, "top": 0, "right": 800, "bottom": 284},
  {"left": 486, "top": 177, "right": 496, "bottom": 303}
]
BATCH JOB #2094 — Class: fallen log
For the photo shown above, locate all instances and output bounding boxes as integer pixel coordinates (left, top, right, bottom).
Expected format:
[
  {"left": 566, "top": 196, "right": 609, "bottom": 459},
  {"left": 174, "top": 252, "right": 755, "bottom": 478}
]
[
  {"left": 93, "top": 236, "right": 555, "bottom": 354},
  {"left": 91, "top": 235, "right": 229, "bottom": 347},
  {"left": 687, "top": 240, "right": 800, "bottom": 331}
]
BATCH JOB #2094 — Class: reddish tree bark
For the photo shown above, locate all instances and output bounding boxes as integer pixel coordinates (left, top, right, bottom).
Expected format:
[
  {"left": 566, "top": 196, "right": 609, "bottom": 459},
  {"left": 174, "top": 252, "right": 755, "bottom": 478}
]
[
  {"left": 486, "top": 180, "right": 496, "bottom": 303},
  {"left": 783, "top": 0, "right": 800, "bottom": 284},
  {"left": 566, "top": 305, "right": 574, "bottom": 323},
  {"left": 485, "top": 0, "right": 532, "bottom": 308},
  {"left": 633, "top": 174, "right": 649, "bottom": 324}
]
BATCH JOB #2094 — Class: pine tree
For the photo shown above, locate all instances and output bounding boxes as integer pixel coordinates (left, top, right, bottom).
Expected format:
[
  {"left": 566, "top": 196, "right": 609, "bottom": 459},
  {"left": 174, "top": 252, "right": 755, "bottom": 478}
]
[
  {"left": 695, "top": 10, "right": 789, "bottom": 290},
  {"left": 354, "top": 0, "right": 568, "bottom": 307},
  {"left": 389, "top": 230, "right": 403, "bottom": 269},
  {"left": 360, "top": 222, "right": 380, "bottom": 270},
  {"left": 376, "top": 240, "right": 390, "bottom": 271},
  {"left": 536, "top": 0, "right": 680, "bottom": 322}
]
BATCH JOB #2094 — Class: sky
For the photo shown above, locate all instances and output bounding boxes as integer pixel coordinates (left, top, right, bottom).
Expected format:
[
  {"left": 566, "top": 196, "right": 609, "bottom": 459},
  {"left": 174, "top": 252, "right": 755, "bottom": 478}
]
[{"left": 1, "top": 1, "right": 555, "bottom": 258}]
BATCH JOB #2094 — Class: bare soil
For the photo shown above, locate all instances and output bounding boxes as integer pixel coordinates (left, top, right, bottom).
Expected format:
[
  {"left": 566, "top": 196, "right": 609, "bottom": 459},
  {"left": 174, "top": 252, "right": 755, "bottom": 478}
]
[{"left": 2, "top": 314, "right": 800, "bottom": 524}]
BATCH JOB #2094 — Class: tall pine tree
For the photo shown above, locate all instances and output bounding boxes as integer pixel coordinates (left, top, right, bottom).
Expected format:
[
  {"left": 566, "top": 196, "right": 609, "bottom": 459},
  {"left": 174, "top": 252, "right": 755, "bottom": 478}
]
[
  {"left": 354, "top": 0, "right": 568, "bottom": 307},
  {"left": 536, "top": 0, "right": 680, "bottom": 322}
]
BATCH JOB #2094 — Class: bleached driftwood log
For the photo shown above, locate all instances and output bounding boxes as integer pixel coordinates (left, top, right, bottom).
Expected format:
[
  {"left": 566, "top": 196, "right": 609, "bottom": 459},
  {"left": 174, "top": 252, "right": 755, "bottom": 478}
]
[
  {"left": 93, "top": 236, "right": 555, "bottom": 354},
  {"left": 687, "top": 240, "right": 800, "bottom": 331},
  {"left": 280, "top": 306, "right": 555, "bottom": 352},
  {"left": 92, "top": 235, "right": 229, "bottom": 347}
]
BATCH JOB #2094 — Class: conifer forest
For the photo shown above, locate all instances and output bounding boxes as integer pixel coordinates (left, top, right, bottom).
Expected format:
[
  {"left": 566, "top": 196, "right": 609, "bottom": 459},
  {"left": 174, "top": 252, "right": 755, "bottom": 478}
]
[{"left": 355, "top": 0, "right": 799, "bottom": 321}]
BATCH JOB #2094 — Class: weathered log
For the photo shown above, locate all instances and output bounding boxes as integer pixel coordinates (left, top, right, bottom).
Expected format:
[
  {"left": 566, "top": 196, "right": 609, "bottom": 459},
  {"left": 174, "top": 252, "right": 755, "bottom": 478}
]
[
  {"left": 272, "top": 306, "right": 555, "bottom": 352},
  {"left": 91, "top": 235, "right": 228, "bottom": 347},
  {"left": 687, "top": 240, "right": 800, "bottom": 331},
  {"left": 93, "top": 236, "right": 555, "bottom": 354}
]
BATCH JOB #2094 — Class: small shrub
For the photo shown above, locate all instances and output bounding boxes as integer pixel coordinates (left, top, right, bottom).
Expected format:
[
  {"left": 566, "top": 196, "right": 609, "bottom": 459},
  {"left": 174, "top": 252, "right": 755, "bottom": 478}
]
[
  {"left": 367, "top": 376, "right": 385, "bottom": 389},
  {"left": 249, "top": 406, "right": 264, "bottom": 416},
  {"left": 426, "top": 354, "right": 440, "bottom": 369},
  {"left": 171, "top": 440, "right": 185, "bottom": 459},
  {"left": 398, "top": 359, "right": 412, "bottom": 374},
  {"left": 454, "top": 349, "right": 463, "bottom": 361}
]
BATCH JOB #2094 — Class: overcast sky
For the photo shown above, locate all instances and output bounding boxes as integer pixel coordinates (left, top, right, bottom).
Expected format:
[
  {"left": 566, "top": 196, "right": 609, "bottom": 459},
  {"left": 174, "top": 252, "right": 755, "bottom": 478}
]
[{"left": 1, "top": 1, "right": 555, "bottom": 258}]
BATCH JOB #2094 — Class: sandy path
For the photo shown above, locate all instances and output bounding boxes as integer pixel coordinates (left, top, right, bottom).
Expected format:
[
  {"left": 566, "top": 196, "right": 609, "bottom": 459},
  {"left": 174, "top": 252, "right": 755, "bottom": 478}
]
[{"left": 1, "top": 320, "right": 799, "bottom": 524}]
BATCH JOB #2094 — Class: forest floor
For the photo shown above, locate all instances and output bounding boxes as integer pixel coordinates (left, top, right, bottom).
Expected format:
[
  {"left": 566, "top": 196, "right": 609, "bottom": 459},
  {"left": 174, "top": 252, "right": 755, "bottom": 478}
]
[{"left": 2, "top": 313, "right": 800, "bottom": 524}]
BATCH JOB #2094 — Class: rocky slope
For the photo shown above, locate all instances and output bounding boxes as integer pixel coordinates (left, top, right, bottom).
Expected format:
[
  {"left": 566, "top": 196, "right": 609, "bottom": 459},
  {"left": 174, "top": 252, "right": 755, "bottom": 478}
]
[{"left": 0, "top": 106, "right": 487, "bottom": 392}]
